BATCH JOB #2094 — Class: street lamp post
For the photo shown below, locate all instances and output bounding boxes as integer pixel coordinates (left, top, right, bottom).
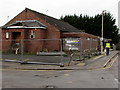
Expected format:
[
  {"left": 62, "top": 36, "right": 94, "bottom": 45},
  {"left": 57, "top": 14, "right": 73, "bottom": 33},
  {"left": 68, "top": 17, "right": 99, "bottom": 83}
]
[{"left": 101, "top": 10, "right": 106, "bottom": 54}]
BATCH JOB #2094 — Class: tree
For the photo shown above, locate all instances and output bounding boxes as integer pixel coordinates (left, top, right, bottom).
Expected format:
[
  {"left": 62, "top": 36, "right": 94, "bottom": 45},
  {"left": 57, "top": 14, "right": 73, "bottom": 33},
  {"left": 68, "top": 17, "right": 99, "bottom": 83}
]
[{"left": 60, "top": 13, "right": 119, "bottom": 44}]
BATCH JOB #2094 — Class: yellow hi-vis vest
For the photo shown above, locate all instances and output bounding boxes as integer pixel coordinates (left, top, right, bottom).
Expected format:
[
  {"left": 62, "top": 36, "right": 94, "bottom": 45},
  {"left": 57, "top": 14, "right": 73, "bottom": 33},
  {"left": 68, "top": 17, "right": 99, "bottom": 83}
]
[{"left": 106, "top": 43, "right": 110, "bottom": 48}]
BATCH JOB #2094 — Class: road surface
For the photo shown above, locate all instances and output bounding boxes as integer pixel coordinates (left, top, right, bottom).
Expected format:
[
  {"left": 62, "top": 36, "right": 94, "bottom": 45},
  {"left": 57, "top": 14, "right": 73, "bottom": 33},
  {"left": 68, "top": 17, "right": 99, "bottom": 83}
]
[{"left": 2, "top": 51, "right": 119, "bottom": 88}]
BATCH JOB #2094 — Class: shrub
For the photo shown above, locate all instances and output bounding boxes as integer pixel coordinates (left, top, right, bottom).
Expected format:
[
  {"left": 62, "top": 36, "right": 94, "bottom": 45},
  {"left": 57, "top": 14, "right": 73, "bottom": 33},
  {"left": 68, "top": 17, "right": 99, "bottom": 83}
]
[{"left": 116, "top": 42, "right": 120, "bottom": 50}]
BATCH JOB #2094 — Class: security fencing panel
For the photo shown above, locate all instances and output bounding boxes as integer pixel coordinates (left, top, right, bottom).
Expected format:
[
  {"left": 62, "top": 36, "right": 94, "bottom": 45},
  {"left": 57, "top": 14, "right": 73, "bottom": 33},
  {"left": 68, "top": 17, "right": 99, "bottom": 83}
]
[
  {"left": 2, "top": 39, "right": 70, "bottom": 66},
  {"left": 2, "top": 38, "right": 100, "bottom": 66},
  {"left": 62, "top": 38, "right": 82, "bottom": 63},
  {"left": 2, "top": 39, "right": 22, "bottom": 62},
  {"left": 21, "top": 39, "right": 68, "bottom": 66}
]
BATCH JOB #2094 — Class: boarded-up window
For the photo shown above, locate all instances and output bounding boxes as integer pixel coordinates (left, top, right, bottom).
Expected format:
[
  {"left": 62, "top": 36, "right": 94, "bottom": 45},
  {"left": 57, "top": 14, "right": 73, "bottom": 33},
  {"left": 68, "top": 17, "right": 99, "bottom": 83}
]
[
  {"left": 30, "top": 31, "right": 35, "bottom": 39},
  {"left": 6, "top": 32, "right": 9, "bottom": 39}
]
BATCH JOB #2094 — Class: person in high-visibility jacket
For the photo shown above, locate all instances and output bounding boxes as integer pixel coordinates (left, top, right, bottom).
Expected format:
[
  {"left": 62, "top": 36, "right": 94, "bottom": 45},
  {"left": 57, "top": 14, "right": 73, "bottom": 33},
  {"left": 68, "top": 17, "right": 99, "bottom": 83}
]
[{"left": 105, "top": 41, "right": 111, "bottom": 55}]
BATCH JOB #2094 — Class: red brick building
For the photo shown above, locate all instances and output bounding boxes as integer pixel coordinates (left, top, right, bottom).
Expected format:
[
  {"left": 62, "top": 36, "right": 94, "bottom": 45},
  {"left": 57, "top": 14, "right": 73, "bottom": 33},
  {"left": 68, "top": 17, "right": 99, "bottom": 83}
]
[{"left": 1, "top": 8, "right": 100, "bottom": 53}]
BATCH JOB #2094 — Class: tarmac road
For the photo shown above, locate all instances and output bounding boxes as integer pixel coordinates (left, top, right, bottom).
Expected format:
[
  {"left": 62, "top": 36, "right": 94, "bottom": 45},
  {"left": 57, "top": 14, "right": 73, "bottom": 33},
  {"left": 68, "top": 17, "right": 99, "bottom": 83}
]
[
  {"left": 39, "top": 53, "right": 119, "bottom": 88},
  {"left": 2, "top": 51, "right": 119, "bottom": 88}
]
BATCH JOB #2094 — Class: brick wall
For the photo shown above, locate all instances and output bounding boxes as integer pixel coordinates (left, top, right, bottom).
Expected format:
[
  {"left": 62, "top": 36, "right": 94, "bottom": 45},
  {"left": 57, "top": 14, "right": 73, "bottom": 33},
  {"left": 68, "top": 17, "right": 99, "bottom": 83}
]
[
  {"left": 2, "top": 30, "right": 12, "bottom": 52},
  {"left": 2, "top": 8, "right": 100, "bottom": 53},
  {"left": 2, "top": 9, "right": 61, "bottom": 53}
]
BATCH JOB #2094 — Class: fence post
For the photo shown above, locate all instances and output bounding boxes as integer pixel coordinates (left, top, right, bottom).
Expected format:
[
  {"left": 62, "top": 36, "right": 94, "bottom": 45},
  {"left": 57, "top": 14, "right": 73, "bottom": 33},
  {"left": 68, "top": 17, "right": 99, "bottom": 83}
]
[
  {"left": 90, "top": 38, "right": 92, "bottom": 57},
  {"left": 80, "top": 38, "right": 83, "bottom": 57},
  {"left": 60, "top": 39, "right": 64, "bottom": 67},
  {"left": 90, "top": 38, "right": 91, "bottom": 51},
  {"left": 21, "top": 39, "right": 23, "bottom": 61}
]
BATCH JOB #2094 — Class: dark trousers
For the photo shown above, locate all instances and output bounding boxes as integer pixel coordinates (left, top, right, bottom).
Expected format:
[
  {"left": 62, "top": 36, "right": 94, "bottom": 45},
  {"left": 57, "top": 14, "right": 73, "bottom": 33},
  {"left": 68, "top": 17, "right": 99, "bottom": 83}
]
[{"left": 106, "top": 48, "right": 110, "bottom": 55}]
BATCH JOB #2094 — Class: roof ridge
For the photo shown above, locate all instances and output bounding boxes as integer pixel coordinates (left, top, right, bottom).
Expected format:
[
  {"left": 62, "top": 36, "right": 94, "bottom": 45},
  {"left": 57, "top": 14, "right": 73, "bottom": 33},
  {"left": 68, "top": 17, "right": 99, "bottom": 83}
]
[
  {"left": 25, "top": 8, "right": 81, "bottom": 32},
  {"left": 25, "top": 8, "right": 60, "bottom": 21},
  {"left": 25, "top": 8, "right": 75, "bottom": 26}
]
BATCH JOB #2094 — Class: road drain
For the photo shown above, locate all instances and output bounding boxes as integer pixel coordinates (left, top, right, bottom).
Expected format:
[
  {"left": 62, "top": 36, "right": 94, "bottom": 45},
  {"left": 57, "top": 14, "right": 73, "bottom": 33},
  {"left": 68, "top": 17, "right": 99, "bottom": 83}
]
[
  {"left": 43, "top": 85, "right": 57, "bottom": 88},
  {"left": 2, "top": 65, "right": 9, "bottom": 68}
]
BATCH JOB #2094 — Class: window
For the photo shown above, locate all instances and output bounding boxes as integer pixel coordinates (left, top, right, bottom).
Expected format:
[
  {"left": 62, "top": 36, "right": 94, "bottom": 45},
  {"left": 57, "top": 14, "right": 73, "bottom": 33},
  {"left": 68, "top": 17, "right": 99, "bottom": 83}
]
[
  {"left": 30, "top": 31, "right": 35, "bottom": 39},
  {"left": 5, "top": 32, "right": 9, "bottom": 39}
]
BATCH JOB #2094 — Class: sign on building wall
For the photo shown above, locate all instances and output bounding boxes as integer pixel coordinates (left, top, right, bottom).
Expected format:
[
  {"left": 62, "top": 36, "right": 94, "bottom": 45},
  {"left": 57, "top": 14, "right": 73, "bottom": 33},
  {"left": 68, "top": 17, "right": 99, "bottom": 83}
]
[{"left": 63, "top": 38, "right": 80, "bottom": 51}]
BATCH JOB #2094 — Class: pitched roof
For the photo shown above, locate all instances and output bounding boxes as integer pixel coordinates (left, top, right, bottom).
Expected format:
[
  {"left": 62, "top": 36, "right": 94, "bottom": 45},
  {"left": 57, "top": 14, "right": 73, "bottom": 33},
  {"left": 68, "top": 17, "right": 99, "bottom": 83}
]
[{"left": 26, "top": 8, "right": 81, "bottom": 32}]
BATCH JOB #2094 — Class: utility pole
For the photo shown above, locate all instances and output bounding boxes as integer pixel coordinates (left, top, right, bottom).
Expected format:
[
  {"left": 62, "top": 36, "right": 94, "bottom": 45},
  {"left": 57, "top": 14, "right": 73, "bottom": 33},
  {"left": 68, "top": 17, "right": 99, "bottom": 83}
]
[{"left": 101, "top": 10, "right": 106, "bottom": 54}]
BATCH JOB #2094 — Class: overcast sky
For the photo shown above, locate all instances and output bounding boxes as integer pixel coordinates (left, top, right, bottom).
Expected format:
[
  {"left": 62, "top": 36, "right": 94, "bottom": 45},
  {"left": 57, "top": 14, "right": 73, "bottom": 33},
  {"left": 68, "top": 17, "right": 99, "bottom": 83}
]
[{"left": 0, "top": 0, "right": 119, "bottom": 27}]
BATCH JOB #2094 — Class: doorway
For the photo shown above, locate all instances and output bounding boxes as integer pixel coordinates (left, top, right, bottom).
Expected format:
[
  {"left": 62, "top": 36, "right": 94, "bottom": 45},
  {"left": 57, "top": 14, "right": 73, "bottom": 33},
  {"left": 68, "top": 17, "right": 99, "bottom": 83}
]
[
  {"left": 12, "top": 32, "right": 21, "bottom": 43},
  {"left": 12, "top": 32, "right": 21, "bottom": 54}
]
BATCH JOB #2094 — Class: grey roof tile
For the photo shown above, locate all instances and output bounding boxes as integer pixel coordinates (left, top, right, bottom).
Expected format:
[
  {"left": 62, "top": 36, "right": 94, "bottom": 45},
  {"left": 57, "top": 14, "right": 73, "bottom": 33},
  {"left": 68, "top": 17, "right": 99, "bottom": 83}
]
[{"left": 26, "top": 8, "right": 81, "bottom": 32}]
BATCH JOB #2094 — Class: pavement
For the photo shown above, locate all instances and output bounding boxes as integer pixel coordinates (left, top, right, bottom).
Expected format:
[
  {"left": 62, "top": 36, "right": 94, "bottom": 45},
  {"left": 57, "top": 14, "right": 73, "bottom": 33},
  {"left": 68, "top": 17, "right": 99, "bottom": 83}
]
[{"left": 2, "top": 51, "right": 119, "bottom": 70}]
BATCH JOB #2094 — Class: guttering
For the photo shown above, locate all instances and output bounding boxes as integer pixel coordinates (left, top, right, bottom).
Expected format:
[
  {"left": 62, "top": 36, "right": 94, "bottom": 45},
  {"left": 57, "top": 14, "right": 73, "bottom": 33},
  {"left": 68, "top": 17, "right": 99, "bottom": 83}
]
[{"left": 6, "top": 26, "right": 47, "bottom": 29}]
